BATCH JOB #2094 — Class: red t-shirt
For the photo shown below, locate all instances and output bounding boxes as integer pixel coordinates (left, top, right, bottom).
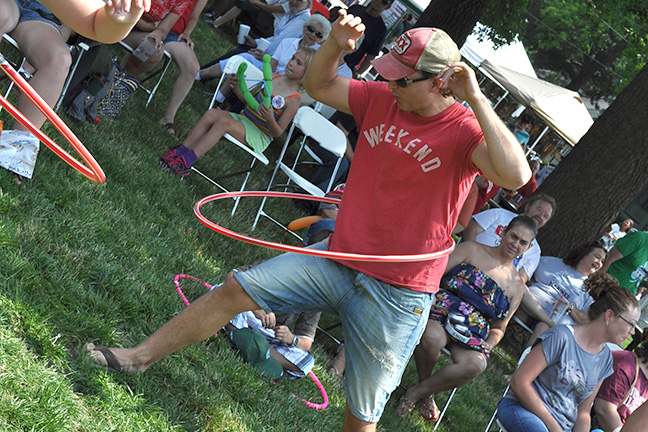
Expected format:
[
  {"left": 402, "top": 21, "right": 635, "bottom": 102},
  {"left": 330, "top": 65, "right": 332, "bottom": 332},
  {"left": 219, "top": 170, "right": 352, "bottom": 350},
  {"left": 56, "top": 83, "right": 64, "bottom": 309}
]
[
  {"left": 597, "top": 350, "right": 648, "bottom": 423},
  {"left": 170, "top": 0, "right": 199, "bottom": 34},
  {"left": 328, "top": 80, "right": 483, "bottom": 292},
  {"left": 142, "top": 0, "right": 192, "bottom": 23}
]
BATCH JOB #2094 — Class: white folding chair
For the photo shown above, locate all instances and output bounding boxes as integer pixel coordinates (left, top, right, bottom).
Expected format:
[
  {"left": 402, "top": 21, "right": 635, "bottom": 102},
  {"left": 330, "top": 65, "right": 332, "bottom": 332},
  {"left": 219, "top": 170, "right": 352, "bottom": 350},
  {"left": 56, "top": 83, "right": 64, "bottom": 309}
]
[
  {"left": 207, "top": 55, "right": 264, "bottom": 110},
  {"left": 252, "top": 106, "right": 347, "bottom": 230},
  {"left": 483, "top": 346, "right": 532, "bottom": 432},
  {"left": 117, "top": 40, "right": 172, "bottom": 107},
  {"left": 1, "top": 34, "right": 91, "bottom": 111},
  {"left": 1, "top": 34, "right": 27, "bottom": 103},
  {"left": 191, "top": 56, "right": 268, "bottom": 216}
]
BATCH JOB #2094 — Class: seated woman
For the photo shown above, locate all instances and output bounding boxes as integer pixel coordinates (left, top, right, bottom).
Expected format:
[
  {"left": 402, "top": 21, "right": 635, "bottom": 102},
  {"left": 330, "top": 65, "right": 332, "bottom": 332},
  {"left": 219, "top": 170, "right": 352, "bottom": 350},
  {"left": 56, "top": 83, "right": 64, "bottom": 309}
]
[
  {"left": 497, "top": 282, "right": 639, "bottom": 432},
  {"left": 593, "top": 343, "right": 648, "bottom": 432},
  {"left": 518, "top": 241, "right": 607, "bottom": 346},
  {"left": 159, "top": 47, "right": 315, "bottom": 176},
  {"left": 396, "top": 215, "right": 538, "bottom": 422},
  {"left": 199, "top": 14, "right": 329, "bottom": 82}
]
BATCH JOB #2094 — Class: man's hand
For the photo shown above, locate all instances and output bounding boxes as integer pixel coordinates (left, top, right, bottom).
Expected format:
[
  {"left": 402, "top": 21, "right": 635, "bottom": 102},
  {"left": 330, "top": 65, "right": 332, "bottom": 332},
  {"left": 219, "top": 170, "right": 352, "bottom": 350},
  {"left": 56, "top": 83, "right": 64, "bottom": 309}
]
[
  {"left": 105, "top": 0, "right": 150, "bottom": 26},
  {"left": 249, "top": 48, "right": 266, "bottom": 61},
  {"left": 273, "top": 325, "right": 294, "bottom": 345},
  {"left": 330, "top": 9, "right": 365, "bottom": 51},
  {"left": 437, "top": 62, "right": 482, "bottom": 105}
]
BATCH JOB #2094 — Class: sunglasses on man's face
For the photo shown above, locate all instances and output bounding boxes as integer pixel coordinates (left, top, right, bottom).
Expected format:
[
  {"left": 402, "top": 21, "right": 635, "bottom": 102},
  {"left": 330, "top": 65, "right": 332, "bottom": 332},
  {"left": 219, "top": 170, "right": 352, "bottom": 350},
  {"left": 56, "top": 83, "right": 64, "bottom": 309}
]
[
  {"left": 305, "top": 25, "right": 324, "bottom": 39},
  {"left": 393, "top": 76, "right": 430, "bottom": 88}
]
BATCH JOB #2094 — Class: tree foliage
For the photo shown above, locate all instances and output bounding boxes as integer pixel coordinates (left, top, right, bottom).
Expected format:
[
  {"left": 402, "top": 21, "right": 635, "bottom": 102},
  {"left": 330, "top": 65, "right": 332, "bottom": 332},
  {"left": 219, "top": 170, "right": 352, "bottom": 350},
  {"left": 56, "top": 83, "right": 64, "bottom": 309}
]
[
  {"left": 478, "top": 0, "right": 648, "bottom": 102},
  {"left": 415, "top": 0, "right": 493, "bottom": 47},
  {"left": 534, "top": 65, "right": 648, "bottom": 256}
]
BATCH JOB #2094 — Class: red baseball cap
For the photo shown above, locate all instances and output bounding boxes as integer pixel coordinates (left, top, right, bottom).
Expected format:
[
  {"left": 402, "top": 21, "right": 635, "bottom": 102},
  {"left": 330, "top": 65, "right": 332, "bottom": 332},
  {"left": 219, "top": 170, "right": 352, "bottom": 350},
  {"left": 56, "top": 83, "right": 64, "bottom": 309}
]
[{"left": 371, "top": 28, "right": 460, "bottom": 80}]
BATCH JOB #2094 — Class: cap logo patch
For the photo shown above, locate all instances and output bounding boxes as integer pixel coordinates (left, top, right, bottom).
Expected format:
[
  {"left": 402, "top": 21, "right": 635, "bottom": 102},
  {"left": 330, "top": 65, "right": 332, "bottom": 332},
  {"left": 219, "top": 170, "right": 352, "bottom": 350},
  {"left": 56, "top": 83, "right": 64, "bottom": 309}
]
[{"left": 394, "top": 34, "right": 411, "bottom": 55}]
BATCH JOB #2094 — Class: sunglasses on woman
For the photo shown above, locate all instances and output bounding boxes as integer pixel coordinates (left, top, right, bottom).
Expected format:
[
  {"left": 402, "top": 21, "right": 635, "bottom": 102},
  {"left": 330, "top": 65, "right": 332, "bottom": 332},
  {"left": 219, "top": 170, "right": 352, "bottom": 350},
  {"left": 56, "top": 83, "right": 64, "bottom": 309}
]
[{"left": 305, "top": 25, "right": 324, "bottom": 39}]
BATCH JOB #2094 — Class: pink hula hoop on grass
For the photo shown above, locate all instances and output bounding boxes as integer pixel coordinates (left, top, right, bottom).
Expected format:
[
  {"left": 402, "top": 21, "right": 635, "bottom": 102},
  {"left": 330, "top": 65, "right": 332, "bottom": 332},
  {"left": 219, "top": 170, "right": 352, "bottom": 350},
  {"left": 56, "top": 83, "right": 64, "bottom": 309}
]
[
  {"left": 194, "top": 191, "right": 455, "bottom": 262},
  {"left": 173, "top": 273, "right": 328, "bottom": 409},
  {"left": 0, "top": 56, "right": 105, "bottom": 183}
]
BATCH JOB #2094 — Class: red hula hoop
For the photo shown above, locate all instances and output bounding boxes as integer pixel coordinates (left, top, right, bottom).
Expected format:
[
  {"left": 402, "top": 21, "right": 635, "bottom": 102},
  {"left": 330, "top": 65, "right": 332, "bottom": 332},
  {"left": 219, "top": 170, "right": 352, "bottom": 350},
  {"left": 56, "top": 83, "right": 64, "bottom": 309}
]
[
  {"left": 0, "top": 58, "right": 105, "bottom": 183},
  {"left": 194, "top": 191, "right": 455, "bottom": 262}
]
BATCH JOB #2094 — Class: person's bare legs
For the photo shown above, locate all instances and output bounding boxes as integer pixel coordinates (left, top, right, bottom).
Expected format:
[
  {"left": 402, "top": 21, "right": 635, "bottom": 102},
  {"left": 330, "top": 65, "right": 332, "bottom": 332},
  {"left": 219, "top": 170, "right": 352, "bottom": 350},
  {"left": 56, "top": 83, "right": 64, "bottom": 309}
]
[
  {"left": 88, "top": 277, "right": 260, "bottom": 372},
  {"left": 121, "top": 31, "right": 165, "bottom": 77},
  {"left": 181, "top": 109, "right": 247, "bottom": 157},
  {"left": 9, "top": 20, "right": 71, "bottom": 130},
  {"left": 211, "top": 6, "right": 241, "bottom": 28},
  {"left": 413, "top": 320, "right": 447, "bottom": 380},
  {"left": 406, "top": 341, "right": 488, "bottom": 405},
  {"left": 159, "top": 40, "right": 200, "bottom": 129},
  {"left": 342, "top": 405, "right": 376, "bottom": 432},
  {"left": 525, "top": 321, "right": 549, "bottom": 348},
  {"left": 0, "top": 0, "right": 19, "bottom": 38},
  {"left": 198, "top": 63, "right": 223, "bottom": 81}
]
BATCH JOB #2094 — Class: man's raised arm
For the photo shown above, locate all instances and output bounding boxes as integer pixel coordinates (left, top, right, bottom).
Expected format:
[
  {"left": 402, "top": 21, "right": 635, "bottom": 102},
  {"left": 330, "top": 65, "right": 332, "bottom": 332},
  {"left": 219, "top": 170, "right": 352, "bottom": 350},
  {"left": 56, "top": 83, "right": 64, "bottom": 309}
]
[
  {"left": 302, "top": 10, "right": 364, "bottom": 115},
  {"left": 439, "top": 63, "right": 531, "bottom": 190}
]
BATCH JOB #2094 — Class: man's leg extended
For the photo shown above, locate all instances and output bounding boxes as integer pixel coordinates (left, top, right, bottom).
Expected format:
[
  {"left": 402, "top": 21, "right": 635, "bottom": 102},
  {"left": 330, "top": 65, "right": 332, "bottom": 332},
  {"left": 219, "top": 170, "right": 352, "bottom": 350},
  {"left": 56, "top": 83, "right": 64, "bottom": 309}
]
[{"left": 88, "top": 278, "right": 259, "bottom": 372}]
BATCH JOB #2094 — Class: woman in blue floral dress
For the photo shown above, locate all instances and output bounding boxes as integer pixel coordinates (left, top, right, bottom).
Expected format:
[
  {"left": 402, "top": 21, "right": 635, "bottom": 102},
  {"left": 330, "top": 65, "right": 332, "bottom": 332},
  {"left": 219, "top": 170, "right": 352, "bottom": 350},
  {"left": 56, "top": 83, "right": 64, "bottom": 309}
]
[{"left": 396, "top": 215, "right": 538, "bottom": 422}]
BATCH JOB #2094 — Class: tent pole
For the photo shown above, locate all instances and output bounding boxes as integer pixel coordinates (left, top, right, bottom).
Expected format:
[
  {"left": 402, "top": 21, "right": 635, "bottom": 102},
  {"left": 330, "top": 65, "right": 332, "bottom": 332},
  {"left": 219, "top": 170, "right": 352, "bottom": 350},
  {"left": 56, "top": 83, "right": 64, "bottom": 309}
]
[
  {"left": 526, "top": 126, "right": 549, "bottom": 157},
  {"left": 492, "top": 90, "right": 509, "bottom": 110}
]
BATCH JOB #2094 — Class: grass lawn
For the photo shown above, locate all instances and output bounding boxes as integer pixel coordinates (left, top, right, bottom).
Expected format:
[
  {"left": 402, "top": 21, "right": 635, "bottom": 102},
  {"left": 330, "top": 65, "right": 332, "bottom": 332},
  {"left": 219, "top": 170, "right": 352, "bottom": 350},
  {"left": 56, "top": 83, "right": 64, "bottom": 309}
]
[{"left": 0, "top": 18, "right": 523, "bottom": 432}]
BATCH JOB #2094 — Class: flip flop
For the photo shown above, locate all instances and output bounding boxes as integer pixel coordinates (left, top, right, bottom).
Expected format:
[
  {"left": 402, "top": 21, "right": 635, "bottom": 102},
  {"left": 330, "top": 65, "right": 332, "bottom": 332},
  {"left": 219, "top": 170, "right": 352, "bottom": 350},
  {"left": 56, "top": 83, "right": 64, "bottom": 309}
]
[
  {"left": 85, "top": 343, "right": 123, "bottom": 372},
  {"left": 419, "top": 394, "right": 440, "bottom": 422},
  {"left": 395, "top": 394, "right": 416, "bottom": 418}
]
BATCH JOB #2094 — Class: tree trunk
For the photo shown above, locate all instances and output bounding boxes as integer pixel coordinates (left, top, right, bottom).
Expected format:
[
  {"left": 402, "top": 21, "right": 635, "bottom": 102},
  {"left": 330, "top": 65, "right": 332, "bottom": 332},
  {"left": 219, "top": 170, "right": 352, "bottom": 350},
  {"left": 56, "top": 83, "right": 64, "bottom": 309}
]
[
  {"left": 415, "top": 0, "right": 493, "bottom": 46},
  {"left": 535, "top": 65, "right": 648, "bottom": 257}
]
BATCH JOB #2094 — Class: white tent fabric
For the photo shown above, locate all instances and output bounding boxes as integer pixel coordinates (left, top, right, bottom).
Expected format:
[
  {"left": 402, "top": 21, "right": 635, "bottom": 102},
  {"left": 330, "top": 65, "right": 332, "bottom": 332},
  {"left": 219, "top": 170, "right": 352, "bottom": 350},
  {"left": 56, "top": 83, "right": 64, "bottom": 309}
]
[
  {"left": 480, "top": 59, "right": 594, "bottom": 146},
  {"left": 460, "top": 25, "right": 537, "bottom": 78}
]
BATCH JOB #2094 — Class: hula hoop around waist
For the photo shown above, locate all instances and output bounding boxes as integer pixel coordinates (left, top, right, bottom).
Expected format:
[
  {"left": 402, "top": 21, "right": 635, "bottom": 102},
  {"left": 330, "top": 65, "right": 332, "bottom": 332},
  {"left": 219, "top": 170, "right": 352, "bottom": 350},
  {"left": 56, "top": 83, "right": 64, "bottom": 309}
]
[{"left": 194, "top": 191, "right": 455, "bottom": 262}]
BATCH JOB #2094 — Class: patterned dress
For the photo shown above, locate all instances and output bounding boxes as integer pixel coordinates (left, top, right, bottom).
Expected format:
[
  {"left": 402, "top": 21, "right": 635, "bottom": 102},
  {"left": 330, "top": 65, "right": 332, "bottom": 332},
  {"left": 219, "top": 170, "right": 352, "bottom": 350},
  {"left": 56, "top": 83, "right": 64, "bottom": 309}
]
[{"left": 430, "top": 263, "right": 510, "bottom": 352}]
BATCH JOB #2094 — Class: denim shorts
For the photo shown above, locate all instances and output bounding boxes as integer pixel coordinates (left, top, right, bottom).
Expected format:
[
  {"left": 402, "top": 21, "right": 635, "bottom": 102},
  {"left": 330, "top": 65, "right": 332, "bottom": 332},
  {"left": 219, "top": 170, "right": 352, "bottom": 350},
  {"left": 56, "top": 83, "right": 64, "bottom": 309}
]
[
  {"left": 15, "top": 0, "right": 61, "bottom": 31},
  {"left": 162, "top": 32, "right": 180, "bottom": 45},
  {"left": 497, "top": 397, "right": 550, "bottom": 432},
  {"left": 234, "top": 239, "right": 434, "bottom": 423}
]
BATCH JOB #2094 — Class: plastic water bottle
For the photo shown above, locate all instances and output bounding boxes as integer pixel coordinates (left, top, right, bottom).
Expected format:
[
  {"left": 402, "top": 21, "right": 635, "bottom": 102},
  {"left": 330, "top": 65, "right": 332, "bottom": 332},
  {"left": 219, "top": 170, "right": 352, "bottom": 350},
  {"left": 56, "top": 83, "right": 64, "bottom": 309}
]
[{"left": 131, "top": 38, "right": 156, "bottom": 62}]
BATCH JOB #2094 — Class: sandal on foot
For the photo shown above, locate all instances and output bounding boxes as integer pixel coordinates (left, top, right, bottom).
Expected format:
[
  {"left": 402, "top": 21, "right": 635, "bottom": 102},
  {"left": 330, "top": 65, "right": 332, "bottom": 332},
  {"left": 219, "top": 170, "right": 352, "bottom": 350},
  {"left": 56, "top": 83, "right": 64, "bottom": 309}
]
[
  {"left": 395, "top": 395, "right": 416, "bottom": 418},
  {"left": 85, "top": 343, "right": 123, "bottom": 372},
  {"left": 161, "top": 122, "right": 177, "bottom": 139},
  {"left": 419, "top": 394, "right": 440, "bottom": 422}
]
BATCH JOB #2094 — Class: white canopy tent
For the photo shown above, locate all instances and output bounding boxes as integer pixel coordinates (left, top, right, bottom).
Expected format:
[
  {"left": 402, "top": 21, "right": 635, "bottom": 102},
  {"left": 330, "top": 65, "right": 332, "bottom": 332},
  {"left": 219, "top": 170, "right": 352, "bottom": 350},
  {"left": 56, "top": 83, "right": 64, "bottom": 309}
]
[
  {"left": 460, "top": 25, "right": 537, "bottom": 79},
  {"left": 459, "top": 25, "right": 593, "bottom": 147},
  {"left": 479, "top": 59, "right": 594, "bottom": 147}
]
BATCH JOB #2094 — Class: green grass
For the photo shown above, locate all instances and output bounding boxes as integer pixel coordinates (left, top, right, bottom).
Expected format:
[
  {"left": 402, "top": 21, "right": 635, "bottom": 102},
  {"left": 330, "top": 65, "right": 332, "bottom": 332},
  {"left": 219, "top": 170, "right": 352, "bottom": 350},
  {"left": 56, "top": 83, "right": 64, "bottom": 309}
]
[{"left": 0, "top": 19, "right": 521, "bottom": 431}]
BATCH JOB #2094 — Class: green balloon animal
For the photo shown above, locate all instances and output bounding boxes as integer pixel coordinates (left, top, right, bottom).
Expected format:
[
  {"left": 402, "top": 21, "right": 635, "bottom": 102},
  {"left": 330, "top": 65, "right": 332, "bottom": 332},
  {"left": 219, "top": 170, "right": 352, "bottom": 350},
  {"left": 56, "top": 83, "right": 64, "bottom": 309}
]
[{"left": 236, "top": 54, "right": 274, "bottom": 111}]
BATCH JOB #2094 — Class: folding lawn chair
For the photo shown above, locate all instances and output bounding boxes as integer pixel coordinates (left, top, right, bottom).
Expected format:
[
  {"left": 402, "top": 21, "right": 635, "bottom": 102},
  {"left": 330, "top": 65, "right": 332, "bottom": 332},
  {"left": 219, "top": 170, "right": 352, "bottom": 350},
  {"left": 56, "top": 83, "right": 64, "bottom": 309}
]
[
  {"left": 251, "top": 106, "right": 346, "bottom": 231},
  {"left": 190, "top": 56, "right": 269, "bottom": 216},
  {"left": 117, "top": 40, "right": 173, "bottom": 107}
]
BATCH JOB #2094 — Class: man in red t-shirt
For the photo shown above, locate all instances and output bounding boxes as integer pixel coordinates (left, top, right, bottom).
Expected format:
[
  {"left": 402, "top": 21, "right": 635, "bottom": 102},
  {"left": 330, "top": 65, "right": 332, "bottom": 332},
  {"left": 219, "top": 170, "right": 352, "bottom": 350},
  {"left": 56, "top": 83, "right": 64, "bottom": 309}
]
[{"left": 86, "top": 15, "right": 531, "bottom": 432}]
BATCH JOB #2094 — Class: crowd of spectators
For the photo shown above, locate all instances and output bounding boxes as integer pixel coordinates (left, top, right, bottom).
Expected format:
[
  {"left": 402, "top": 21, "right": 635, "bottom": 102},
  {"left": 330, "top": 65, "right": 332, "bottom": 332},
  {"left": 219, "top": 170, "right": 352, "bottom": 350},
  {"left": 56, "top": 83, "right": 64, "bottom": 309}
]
[{"left": 4, "top": 1, "right": 648, "bottom": 431}]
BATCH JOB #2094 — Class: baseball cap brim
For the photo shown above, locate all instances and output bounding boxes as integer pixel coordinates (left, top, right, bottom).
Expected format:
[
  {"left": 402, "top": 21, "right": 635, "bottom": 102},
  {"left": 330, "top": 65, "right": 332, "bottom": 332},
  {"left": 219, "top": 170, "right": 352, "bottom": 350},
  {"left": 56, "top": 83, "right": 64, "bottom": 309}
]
[{"left": 371, "top": 52, "right": 418, "bottom": 81}]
